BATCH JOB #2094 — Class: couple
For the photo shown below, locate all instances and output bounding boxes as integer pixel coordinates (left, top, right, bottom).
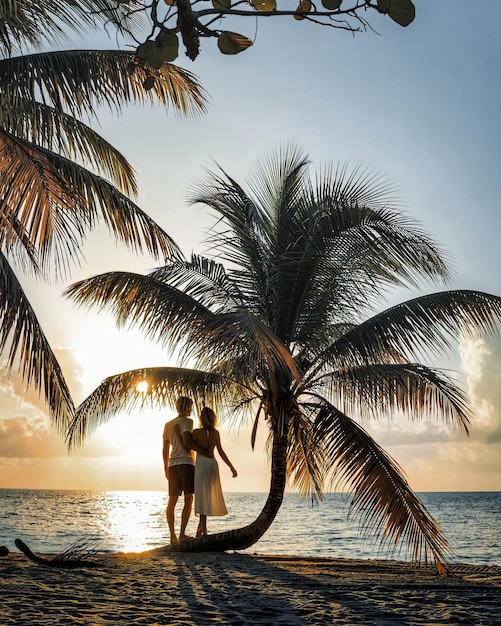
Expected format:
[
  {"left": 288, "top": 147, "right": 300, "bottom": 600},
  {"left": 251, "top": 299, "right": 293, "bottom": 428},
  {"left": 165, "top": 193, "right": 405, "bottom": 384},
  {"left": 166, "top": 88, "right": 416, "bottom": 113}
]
[{"left": 163, "top": 396, "right": 237, "bottom": 544}]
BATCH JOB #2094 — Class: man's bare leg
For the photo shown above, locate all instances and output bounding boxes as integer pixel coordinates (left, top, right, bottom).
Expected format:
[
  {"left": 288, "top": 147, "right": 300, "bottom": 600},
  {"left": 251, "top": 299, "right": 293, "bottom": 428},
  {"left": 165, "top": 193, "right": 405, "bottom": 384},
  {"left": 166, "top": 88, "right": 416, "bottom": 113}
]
[
  {"left": 167, "top": 495, "right": 179, "bottom": 544},
  {"left": 179, "top": 493, "right": 193, "bottom": 541}
]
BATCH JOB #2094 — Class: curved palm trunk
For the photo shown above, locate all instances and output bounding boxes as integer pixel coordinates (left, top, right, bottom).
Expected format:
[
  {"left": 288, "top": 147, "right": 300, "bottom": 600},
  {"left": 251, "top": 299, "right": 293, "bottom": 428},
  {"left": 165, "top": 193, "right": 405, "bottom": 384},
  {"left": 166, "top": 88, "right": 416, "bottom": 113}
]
[{"left": 157, "top": 431, "right": 287, "bottom": 554}]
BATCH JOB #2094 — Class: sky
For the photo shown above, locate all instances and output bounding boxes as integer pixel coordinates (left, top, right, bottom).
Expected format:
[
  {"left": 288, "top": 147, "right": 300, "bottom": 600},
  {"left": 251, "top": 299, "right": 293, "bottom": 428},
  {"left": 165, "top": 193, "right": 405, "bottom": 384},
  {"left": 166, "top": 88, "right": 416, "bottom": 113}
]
[{"left": 1, "top": 0, "right": 500, "bottom": 494}]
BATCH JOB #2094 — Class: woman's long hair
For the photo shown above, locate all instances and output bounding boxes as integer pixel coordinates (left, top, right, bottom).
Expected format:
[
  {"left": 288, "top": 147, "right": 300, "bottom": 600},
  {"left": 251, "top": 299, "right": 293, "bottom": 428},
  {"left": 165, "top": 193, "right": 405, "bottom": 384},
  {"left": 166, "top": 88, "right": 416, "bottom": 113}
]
[{"left": 199, "top": 407, "right": 217, "bottom": 430}]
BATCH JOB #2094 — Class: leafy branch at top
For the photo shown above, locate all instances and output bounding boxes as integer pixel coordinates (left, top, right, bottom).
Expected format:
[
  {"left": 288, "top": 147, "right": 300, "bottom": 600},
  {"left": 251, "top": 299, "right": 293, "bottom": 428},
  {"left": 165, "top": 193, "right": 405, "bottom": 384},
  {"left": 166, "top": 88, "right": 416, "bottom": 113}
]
[{"left": 104, "top": 0, "right": 415, "bottom": 72}]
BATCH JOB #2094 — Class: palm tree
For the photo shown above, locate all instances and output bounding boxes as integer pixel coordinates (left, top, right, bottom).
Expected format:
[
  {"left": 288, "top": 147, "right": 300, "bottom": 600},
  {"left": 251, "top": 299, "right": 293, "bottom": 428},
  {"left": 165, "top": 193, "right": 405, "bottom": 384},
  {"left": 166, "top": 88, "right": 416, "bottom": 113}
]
[
  {"left": 0, "top": 0, "right": 207, "bottom": 434},
  {"left": 64, "top": 143, "right": 501, "bottom": 574}
]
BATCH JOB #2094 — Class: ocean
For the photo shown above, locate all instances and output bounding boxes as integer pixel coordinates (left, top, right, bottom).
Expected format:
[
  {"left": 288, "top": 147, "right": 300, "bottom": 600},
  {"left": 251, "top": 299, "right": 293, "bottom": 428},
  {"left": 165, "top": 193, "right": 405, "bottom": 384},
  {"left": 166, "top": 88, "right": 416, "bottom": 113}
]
[{"left": 0, "top": 490, "right": 499, "bottom": 565}]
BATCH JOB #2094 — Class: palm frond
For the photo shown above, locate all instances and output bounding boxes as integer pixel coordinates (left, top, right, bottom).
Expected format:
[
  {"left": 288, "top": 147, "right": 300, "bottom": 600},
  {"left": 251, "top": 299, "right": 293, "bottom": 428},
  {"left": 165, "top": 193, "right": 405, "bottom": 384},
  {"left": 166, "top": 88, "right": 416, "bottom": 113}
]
[
  {"left": 245, "top": 140, "right": 311, "bottom": 228},
  {"left": 0, "top": 131, "right": 89, "bottom": 276},
  {"left": 0, "top": 249, "right": 74, "bottom": 432},
  {"left": 0, "top": 1, "right": 144, "bottom": 55},
  {"left": 1, "top": 99, "right": 137, "bottom": 196},
  {"left": 286, "top": 404, "right": 328, "bottom": 499},
  {"left": 307, "top": 363, "right": 471, "bottom": 433},
  {"left": 0, "top": 50, "right": 207, "bottom": 119},
  {"left": 190, "top": 177, "right": 270, "bottom": 308},
  {"left": 67, "top": 366, "right": 238, "bottom": 449},
  {"left": 0, "top": 134, "right": 182, "bottom": 276},
  {"left": 311, "top": 400, "right": 451, "bottom": 573},
  {"left": 149, "top": 254, "right": 245, "bottom": 312},
  {"left": 40, "top": 145, "right": 182, "bottom": 263},
  {"left": 65, "top": 271, "right": 300, "bottom": 390},
  {"left": 64, "top": 271, "right": 211, "bottom": 350},
  {"left": 320, "top": 291, "right": 501, "bottom": 370},
  {"left": 316, "top": 161, "right": 400, "bottom": 210},
  {"left": 289, "top": 201, "right": 450, "bottom": 346},
  {"left": 190, "top": 311, "right": 301, "bottom": 395}
]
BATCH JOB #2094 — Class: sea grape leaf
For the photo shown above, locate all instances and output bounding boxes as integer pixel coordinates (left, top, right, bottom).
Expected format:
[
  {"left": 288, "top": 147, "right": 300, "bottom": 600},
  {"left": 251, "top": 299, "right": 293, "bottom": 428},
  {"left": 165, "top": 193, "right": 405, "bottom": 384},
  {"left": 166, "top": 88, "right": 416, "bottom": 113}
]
[
  {"left": 136, "top": 40, "right": 155, "bottom": 61},
  {"left": 153, "top": 31, "right": 179, "bottom": 62},
  {"left": 321, "top": 0, "right": 342, "bottom": 9},
  {"left": 250, "top": 0, "right": 277, "bottom": 12},
  {"left": 213, "top": 0, "right": 231, "bottom": 9},
  {"left": 148, "top": 56, "right": 164, "bottom": 70},
  {"left": 217, "top": 31, "right": 253, "bottom": 55},
  {"left": 143, "top": 76, "right": 155, "bottom": 91},
  {"left": 294, "top": 0, "right": 312, "bottom": 21},
  {"left": 376, "top": 0, "right": 390, "bottom": 12},
  {"left": 387, "top": 0, "right": 415, "bottom": 26}
]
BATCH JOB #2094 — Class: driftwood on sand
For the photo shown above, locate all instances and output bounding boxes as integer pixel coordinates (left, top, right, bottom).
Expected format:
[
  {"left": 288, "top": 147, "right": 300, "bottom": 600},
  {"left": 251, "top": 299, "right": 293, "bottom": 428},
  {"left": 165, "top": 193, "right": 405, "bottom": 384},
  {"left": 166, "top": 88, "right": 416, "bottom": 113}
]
[{"left": 15, "top": 538, "right": 102, "bottom": 568}]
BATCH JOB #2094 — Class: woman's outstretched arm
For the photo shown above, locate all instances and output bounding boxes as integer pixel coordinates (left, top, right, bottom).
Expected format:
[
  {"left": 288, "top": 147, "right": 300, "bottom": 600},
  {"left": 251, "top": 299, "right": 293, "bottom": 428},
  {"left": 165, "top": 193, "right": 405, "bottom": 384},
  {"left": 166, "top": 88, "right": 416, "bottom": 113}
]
[{"left": 216, "top": 432, "right": 237, "bottom": 477}]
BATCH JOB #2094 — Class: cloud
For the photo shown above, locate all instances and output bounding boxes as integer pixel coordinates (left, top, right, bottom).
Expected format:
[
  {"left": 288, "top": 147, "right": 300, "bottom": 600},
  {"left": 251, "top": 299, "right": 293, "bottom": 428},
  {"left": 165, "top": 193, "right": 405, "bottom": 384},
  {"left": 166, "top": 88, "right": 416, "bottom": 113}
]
[
  {"left": 0, "top": 345, "right": 85, "bottom": 415},
  {"left": 460, "top": 335, "right": 501, "bottom": 442},
  {"left": 360, "top": 335, "right": 501, "bottom": 491},
  {"left": 367, "top": 422, "right": 457, "bottom": 448},
  {"left": 0, "top": 345, "right": 91, "bottom": 459},
  {"left": 0, "top": 416, "right": 66, "bottom": 458},
  {"left": 486, "top": 429, "right": 501, "bottom": 444},
  {"left": 0, "top": 413, "right": 132, "bottom": 460},
  {"left": 365, "top": 335, "right": 501, "bottom": 448}
]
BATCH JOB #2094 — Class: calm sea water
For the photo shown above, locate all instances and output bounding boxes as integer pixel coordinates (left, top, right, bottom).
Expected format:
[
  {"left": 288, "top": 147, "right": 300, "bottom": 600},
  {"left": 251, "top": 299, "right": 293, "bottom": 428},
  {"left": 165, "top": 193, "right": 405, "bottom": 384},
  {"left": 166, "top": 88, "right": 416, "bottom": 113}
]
[{"left": 0, "top": 490, "right": 499, "bottom": 565}]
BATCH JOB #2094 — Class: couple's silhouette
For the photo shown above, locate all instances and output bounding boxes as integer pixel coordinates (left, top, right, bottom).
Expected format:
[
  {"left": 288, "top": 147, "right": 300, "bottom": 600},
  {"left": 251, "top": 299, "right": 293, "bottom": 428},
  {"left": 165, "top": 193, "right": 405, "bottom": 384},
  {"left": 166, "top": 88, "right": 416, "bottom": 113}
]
[{"left": 162, "top": 397, "right": 237, "bottom": 544}]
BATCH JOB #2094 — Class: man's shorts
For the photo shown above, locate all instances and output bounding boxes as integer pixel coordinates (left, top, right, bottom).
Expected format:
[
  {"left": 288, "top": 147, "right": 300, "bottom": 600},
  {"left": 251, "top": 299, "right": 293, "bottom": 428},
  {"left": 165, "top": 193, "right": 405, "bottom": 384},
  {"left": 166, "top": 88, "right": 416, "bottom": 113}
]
[{"left": 168, "top": 464, "right": 195, "bottom": 496}]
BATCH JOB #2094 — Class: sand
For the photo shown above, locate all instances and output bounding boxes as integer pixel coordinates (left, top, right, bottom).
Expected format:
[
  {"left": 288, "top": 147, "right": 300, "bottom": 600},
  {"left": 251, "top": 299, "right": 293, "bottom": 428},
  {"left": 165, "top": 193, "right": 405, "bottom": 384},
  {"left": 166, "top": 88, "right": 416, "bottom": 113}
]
[{"left": 1, "top": 550, "right": 500, "bottom": 625}]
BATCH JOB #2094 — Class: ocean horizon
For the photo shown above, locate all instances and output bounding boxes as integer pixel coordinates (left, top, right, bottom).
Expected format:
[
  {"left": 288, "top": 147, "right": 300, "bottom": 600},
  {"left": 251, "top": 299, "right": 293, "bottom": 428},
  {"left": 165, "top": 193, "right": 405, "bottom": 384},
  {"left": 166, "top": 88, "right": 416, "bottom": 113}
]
[{"left": 1, "top": 489, "right": 499, "bottom": 565}]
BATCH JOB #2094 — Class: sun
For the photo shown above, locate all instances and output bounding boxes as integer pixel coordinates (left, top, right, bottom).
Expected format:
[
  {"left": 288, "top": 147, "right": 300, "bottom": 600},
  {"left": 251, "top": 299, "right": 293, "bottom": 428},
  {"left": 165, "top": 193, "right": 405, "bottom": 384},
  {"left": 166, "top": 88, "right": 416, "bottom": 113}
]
[{"left": 136, "top": 380, "right": 149, "bottom": 394}]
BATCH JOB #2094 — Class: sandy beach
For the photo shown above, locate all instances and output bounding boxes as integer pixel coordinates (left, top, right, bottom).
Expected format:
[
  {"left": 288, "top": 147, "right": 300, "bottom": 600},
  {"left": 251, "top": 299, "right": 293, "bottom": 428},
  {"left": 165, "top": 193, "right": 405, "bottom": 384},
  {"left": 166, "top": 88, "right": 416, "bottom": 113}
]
[{"left": 1, "top": 550, "right": 500, "bottom": 625}]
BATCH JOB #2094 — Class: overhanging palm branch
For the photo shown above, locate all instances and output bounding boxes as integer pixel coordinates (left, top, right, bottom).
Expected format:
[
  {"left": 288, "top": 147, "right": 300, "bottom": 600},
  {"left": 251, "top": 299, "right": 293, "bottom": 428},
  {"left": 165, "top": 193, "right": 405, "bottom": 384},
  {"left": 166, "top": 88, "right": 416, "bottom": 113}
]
[
  {"left": 0, "top": 249, "right": 74, "bottom": 431},
  {"left": 1, "top": 49, "right": 206, "bottom": 273},
  {"left": 66, "top": 365, "right": 249, "bottom": 448},
  {"left": 310, "top": 400, "right": 451, "bottom": 575},
  {"left": 0, "top": 131, "right": 88, "bottom": 272},
  {"left": 1, "top": 99, "right": 137, "bottom": 196},
  {"left": 0, "top": 0, "right": 208, "bottom": 434},
  {"left": 306, "top": 362, "right": 471, "bottom": 433},
  {"left": 0, "top": 133, "right": 182, "bottom": 277},
  {"left": 317, "top": 291, "right": 501, "bottom": 371},
  {"left": 0, "top": 50, "right": 207, "bottom": 121},
  {"left": 64, "top": 271, "right": 300, "bottom": 385},
  {"left": 38, "top": 146, "right": 183, "bottom": 265}
]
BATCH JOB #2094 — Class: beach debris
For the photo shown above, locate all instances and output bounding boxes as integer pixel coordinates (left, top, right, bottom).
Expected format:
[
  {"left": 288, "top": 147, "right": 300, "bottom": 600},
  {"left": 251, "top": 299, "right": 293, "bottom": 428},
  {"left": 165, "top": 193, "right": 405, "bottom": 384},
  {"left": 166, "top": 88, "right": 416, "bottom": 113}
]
[
  {"left": 0, "top": 545, "right": 9, "bottom": 556},
  {"left": 15, "top": 537, "right": 102, "bottom": 568}
]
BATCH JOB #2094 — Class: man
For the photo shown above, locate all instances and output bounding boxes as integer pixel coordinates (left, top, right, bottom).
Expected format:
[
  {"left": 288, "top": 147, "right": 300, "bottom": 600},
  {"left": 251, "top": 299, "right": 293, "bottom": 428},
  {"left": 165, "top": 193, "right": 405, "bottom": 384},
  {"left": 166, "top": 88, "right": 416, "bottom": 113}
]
[{"left": 163, "top": 396, "right": 196, "bottom": 544}]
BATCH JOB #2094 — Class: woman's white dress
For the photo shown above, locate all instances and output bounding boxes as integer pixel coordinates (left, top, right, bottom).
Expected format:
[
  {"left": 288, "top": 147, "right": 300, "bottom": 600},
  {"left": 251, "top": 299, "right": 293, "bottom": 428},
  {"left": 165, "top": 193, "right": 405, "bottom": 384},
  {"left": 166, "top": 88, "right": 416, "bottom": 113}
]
[{"left": 195, "top": 454, "right": 228, "bottom": 516}]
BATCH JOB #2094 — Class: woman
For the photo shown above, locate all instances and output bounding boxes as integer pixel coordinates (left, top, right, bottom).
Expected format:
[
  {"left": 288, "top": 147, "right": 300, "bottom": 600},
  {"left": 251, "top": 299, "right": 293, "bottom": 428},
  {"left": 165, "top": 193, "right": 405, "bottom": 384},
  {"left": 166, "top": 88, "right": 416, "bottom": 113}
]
[{"left": 192, "top": 407, "right": 237, "bottom": 537}]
